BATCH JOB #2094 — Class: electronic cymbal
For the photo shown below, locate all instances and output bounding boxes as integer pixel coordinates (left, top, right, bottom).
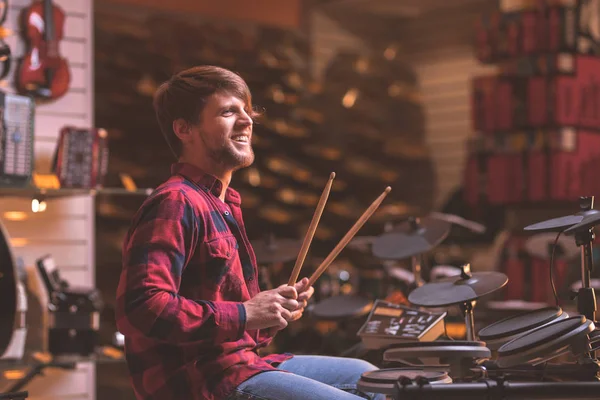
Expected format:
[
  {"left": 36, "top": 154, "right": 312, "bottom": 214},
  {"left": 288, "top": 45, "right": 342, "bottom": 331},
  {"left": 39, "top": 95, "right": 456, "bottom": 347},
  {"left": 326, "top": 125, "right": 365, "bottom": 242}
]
[
  {"left": 429, "top": 212, "right": 486, "bottom": 234},
  {"left": 408, "top": 264, "right": 508, "bottom": 307},
  {"left": 524, "top": 210, "right": 598, "bottom": 232},
  {"left": 372, "top": 216, "right": 451, "bottom": 260},
  {"left": 524, "top": 197, "right": 598, "bottom": 232},
  {"left": 563, "top": 210, "right": 600, "bottom": 235},
  {"left": 524, "top": 214, "right": 585, "bottom": 232},
  {"left": 251, "top": 235, "right": 303, "bottom": 264},
  {"left": 524, "top": 233, "right": 579, "bottom": 260}
]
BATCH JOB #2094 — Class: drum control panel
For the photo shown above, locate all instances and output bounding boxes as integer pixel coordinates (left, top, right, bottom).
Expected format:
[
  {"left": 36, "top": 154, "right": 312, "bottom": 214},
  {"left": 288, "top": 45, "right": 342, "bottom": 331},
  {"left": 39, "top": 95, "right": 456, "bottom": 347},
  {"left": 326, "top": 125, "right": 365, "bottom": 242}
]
[{"left": 358, "top": 300, "right": 447, "bottom": 349}]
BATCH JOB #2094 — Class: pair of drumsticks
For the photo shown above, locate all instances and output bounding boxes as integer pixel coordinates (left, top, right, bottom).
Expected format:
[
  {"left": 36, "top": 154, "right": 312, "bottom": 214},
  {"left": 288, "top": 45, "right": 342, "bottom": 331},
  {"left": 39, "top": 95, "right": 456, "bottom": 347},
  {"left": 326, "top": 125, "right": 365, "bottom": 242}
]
[{"left": 287, "top": 172, "right": 392, "bottom": 287}]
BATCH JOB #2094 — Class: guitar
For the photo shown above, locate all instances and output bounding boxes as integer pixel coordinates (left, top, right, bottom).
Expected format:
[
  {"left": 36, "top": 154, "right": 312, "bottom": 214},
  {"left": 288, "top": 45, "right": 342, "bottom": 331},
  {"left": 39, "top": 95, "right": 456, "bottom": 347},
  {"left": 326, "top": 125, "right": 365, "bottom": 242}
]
[{"left": 17, "top": 0, "right": 70, "bottom": 100}]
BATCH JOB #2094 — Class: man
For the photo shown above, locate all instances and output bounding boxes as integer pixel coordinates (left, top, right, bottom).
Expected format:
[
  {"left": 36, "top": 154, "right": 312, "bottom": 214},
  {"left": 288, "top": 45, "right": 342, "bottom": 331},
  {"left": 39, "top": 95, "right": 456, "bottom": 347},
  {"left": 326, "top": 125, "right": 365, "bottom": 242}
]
[{"left": 115, "top": 65, "right": 384, "bottom": 400}]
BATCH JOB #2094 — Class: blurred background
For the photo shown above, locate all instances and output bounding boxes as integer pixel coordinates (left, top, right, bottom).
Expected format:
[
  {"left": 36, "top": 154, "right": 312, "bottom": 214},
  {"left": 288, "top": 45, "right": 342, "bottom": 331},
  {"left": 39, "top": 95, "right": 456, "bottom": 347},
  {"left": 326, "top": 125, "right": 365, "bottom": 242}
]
[
  {"left": 1, "top": 0, "right": 600, "bottom": 398},
  {"left": 90, "top": 0, "right": 600, "bottom": 397}
]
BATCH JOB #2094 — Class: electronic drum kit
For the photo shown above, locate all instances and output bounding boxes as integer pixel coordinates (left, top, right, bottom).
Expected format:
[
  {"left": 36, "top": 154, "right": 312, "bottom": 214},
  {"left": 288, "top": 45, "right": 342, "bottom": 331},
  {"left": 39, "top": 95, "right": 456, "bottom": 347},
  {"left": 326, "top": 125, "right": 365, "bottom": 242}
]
[
  {"left": 353, "top": 197, "right": 600, "bottom": 399},
  {"left": 249, "top": 191, "right": 600, "bottom": 398},
  {"left": 245, "top": 182, "right": 600, "bottom": 399}
]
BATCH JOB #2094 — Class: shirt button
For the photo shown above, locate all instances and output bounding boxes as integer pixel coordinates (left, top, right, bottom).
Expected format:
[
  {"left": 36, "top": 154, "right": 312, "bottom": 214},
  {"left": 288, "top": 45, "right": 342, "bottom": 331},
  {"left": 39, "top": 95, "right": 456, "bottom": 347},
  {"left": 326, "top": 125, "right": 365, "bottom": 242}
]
[
  {"left": 248, "top": 277, "right": 254, "bottom": 281},
  {"left": 224, "top": 211, "right": 230, "bottom": 216}
]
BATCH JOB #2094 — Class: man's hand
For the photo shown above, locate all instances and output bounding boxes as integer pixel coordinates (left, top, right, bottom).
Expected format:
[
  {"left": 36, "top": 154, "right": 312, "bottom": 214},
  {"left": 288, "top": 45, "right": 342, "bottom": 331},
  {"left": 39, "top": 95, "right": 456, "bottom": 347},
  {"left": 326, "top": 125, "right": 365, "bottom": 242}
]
[
  {"left": 244, "top": 277, "right": 316, "bottom": 332},
  {"left": 274, "top": 278, "right": 315, "bottom": 325},
  {"left": 243, "top": 284, "right": 300, "bottom": 331},
  {"left": 294, "top": 277, "right": 315, "bottom": 314}
]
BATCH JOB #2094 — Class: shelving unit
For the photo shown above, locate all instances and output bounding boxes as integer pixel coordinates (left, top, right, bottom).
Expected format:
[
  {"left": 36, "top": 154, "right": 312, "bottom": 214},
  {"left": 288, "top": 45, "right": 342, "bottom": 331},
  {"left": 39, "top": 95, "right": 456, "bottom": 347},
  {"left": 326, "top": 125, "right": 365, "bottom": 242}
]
[{"left": 0, "top": 186, "right": 154, "bottom": 199}]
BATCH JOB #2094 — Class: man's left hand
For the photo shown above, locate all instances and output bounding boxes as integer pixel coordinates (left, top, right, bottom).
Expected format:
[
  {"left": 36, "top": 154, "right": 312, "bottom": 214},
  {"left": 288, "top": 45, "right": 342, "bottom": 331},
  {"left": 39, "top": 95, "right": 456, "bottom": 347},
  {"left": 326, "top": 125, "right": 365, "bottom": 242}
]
[
  {"left": 259, "top": 278, "right": 315, "bottom": 337},
  {"left": 293, "top": 277, "right": 315, "bottom": 312}
]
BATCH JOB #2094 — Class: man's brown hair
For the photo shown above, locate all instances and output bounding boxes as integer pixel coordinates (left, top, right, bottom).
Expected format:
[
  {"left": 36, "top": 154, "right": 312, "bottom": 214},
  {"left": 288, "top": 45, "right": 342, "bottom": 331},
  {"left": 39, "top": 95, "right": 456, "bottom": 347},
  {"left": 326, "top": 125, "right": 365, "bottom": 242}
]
[{"left": 153, "top": 65, "right": 258, "bottom": 157}]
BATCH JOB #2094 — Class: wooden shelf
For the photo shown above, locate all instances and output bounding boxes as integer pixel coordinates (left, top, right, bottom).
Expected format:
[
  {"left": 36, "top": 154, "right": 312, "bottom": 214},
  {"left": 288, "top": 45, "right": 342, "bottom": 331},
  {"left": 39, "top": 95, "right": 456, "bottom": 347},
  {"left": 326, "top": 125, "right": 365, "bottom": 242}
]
[
  {"left": 0, "top": 187, "right": 153, "bottom": 199},
  {"left": 0, "top": 347, "right": 125, "bottom": 370}
]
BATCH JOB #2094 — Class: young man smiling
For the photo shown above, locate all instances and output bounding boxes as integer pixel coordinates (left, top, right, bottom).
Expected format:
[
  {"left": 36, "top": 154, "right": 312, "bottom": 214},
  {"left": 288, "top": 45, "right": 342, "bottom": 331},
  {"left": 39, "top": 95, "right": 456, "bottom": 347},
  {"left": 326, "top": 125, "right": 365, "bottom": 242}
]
[{"left": 116, "top": 65, "right": 383, "bottom": 400}]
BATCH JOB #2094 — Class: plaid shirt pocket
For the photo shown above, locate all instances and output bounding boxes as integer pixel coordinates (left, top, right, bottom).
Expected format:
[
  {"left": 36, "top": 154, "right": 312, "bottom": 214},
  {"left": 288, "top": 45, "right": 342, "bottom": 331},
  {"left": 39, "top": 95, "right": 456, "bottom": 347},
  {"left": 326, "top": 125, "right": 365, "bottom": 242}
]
[{"left": 204, "top": 235, "right": 240, "bottom": 286}]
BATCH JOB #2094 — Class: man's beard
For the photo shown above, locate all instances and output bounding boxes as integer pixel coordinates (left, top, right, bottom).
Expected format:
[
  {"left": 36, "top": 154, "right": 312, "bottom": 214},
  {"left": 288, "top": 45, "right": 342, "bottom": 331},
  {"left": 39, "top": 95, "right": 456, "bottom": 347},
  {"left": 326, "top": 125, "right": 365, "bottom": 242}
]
[{"left": 208, "top": 141, "right": 255, "bottom": 172}]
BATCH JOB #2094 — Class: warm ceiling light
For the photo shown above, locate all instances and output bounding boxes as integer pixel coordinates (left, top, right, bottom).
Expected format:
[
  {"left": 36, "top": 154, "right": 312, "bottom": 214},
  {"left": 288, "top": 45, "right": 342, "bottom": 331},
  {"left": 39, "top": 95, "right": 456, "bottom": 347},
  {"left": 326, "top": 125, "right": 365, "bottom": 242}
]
[
  {"left": 342, "top": 89, "right": 359, "bottom": 108},
  {"left": 3, "top": 211, "right": 27, "bottom": 221}
]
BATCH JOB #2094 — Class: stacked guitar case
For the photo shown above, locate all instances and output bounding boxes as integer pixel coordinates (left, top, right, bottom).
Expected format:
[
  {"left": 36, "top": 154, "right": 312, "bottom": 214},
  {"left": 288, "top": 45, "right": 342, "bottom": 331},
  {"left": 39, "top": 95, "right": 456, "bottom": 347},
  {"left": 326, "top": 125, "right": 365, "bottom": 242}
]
[{"left": 466, "top": 0, "right": 600, "bottom": 206}]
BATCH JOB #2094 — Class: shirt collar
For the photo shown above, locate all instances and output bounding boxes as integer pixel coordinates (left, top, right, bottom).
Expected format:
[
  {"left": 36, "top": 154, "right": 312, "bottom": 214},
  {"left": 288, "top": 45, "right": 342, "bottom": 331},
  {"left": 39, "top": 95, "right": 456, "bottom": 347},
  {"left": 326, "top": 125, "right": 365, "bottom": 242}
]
[{"left": 170, "top": 162, "right": 241, "bottom": 206}]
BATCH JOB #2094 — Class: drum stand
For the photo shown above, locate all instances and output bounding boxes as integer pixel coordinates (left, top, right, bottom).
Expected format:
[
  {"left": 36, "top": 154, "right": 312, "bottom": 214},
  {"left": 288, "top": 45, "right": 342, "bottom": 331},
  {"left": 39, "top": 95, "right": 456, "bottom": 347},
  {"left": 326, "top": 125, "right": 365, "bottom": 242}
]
[
  {"left": 411, "top": 254, "right": 425, "bottom": 288},
  {"left": 456, "top": 265, "right": 478, "bottom": 342},
  {"left": 459, "top": 300, "right": 477, "bottom": 342},
  {"left": 567, "top": 197, "right": 598, "bottom": 362},
  {"left": 407, "top": 217, "right": 426, "bottom": 288}
]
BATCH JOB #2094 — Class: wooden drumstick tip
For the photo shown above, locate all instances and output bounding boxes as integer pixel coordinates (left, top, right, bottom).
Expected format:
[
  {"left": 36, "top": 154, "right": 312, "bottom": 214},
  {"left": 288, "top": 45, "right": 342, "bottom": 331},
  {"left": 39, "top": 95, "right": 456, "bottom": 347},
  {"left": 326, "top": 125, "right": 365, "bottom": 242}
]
[
  {"left": 384, "top": 186, "right": 391, "bottom": 193},
  {"left": 287, "top": 171, "right": 336, "bottom": 286}
]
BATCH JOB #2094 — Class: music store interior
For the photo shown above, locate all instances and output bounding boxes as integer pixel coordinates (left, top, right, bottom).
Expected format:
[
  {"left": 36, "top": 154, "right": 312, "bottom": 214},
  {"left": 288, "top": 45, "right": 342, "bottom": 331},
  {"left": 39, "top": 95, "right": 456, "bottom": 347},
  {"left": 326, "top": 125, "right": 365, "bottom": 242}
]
[{"left": 2, "top": 0, "right": 600, "bottom": 399}]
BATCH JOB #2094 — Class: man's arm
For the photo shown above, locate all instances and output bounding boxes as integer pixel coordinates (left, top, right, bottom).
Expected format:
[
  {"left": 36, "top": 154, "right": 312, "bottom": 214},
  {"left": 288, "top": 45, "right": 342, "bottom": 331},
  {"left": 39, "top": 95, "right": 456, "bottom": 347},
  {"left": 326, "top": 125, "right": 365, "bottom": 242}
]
[{"left": 115, "top": 189, "right": 246, "bottom": 344}]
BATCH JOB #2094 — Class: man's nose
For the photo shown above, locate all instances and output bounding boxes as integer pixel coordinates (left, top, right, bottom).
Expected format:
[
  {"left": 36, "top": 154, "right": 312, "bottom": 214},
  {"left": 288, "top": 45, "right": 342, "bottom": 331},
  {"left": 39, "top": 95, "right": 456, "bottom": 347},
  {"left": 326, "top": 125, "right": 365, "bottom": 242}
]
[{"left": 239, "top": 111, "right": 253, "bottom": 126}]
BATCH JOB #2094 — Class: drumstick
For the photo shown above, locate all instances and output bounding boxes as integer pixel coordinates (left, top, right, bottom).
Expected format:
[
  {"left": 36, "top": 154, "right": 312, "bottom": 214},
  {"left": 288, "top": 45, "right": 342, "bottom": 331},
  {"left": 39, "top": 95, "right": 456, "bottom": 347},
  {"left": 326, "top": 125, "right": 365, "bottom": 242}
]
[
  {"left": 288, "top": 172, "right": 336, "bottom": 286},
  {"left": 308, "top": 186, "right": 392, "bottom": 287}
]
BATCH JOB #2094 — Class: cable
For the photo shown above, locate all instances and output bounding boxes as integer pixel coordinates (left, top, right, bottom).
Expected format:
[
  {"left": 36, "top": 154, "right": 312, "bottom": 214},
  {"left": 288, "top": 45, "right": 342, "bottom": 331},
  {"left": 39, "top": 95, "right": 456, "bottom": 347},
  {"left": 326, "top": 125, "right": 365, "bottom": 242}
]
[{"left": 549, "top": 231, "right": 562, "bottom": 307}]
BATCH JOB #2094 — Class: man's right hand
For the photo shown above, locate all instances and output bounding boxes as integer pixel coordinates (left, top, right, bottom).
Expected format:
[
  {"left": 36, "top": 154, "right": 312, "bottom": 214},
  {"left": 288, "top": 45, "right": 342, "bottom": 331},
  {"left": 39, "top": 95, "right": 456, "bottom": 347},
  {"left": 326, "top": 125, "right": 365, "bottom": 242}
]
[{"left": 243, "top": 284, "right": 300, "bottom": 331}]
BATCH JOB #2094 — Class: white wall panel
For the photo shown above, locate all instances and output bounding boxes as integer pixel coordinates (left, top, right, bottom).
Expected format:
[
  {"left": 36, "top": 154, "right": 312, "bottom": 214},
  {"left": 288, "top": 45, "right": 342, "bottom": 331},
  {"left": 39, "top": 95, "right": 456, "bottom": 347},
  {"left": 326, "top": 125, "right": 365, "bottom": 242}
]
[{"left": 0, "top": 0, "right": 96, "bottom": 398}]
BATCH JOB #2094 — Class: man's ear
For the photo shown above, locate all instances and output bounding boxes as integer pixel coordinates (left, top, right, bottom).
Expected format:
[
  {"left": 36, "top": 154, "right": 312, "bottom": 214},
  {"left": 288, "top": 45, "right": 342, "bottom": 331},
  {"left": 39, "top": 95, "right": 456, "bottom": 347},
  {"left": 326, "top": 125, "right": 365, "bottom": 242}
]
[{"left": 172, "top": 118, "right": 191, "bottom": 143}]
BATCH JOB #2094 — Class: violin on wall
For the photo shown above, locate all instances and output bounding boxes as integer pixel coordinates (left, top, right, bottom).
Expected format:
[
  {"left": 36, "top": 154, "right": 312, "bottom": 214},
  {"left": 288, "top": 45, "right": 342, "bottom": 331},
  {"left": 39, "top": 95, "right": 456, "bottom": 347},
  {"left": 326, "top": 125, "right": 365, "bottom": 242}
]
[{"left": 17, "top": 0, "right": 70, "bottom": 101}]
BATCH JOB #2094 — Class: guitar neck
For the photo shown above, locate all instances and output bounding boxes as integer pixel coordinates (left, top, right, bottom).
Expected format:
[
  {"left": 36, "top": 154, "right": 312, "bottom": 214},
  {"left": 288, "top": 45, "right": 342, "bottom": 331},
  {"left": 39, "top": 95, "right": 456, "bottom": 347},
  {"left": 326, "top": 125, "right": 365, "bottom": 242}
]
[{"left": 44, "top": 0, "right": 54, "bottom": 43}]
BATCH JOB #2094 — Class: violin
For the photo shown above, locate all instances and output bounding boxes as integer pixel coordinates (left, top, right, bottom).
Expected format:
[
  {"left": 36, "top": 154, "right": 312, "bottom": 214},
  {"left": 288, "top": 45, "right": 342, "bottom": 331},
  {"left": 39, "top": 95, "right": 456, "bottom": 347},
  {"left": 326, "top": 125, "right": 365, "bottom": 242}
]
[{"left": 17, "top": 0, "right": 70, "bottom": 100}]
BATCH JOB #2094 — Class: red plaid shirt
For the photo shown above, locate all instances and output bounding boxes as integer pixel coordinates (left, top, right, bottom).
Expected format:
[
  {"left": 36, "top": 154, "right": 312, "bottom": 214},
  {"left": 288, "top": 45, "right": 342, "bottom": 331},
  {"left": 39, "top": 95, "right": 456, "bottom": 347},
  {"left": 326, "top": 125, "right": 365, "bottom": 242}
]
[{"left": 116, "top": 162, "right": 293, "bottom": 400}]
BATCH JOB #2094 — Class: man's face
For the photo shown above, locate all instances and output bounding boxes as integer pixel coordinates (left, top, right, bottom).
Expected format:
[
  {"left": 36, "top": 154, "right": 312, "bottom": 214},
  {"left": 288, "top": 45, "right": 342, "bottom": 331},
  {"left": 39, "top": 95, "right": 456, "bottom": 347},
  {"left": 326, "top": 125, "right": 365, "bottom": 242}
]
[{"left": 186, "top": 91, "right": 255, "bottom": 171}]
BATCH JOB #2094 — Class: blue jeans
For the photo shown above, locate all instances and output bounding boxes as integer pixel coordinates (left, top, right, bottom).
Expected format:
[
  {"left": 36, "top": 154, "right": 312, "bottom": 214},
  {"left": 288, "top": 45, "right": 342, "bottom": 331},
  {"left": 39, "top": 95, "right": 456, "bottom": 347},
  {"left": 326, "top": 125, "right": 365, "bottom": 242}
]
[{"left": 227, "top": 355, "right": 386, "bottom": 400}]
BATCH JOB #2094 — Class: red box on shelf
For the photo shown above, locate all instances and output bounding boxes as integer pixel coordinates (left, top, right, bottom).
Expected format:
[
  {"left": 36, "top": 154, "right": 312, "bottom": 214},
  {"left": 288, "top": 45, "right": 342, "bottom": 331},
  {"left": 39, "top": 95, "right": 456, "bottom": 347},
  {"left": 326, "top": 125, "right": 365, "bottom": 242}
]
[
  {"left": 472, "top": 56, "right": 600, "bottom": 132},
  {"left": 475, "top": 2, "right": 599, "bottom": 64},
  {"left": 464, "top": 128, "right": 600, "bottom": 205}
]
